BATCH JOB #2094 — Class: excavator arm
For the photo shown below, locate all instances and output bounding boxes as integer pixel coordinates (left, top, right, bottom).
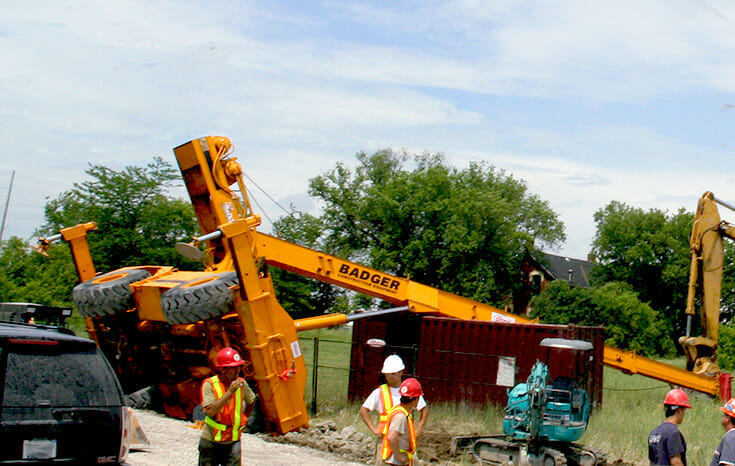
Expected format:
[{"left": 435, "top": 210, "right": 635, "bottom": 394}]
[{"left": 680, "top": 191, "right": 735, "bottom": 376}]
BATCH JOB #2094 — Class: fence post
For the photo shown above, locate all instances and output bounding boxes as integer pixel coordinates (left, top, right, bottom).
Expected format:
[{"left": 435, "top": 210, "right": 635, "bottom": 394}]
[{"left": 311, "top": 337, "right": 319, "bottom": 415}]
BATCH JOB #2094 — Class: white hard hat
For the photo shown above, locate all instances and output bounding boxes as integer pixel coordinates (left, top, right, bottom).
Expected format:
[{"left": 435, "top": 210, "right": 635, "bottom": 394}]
[{"left": 381, "top": 354, "right": 405, "bottom": 373}]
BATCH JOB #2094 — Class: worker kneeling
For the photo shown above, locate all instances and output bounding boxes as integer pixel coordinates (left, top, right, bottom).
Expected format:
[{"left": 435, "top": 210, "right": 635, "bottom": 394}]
[{"left": 379, "top": 378, "right": 422, "bottom": 466}]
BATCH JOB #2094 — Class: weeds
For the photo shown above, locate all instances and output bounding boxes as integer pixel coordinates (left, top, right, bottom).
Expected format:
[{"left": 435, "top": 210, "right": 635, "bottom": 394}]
[{"left": 300, "top": 329, "right": 728, "bottom": 466}]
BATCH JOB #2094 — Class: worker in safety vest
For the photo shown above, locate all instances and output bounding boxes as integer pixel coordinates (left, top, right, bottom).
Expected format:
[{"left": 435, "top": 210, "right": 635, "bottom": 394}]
[
  {"left": 198, "top": 347, "right": 257, "bottom": 466},
  {"left": 360, "top": 355, "right": 429, "bottom": 438},
  {"left": 379, "top": 378, "right": 422, "bottom": 466}
]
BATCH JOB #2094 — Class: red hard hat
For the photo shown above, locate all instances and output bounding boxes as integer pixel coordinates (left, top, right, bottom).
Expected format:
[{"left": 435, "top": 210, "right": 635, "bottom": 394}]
[
  {"left": 399, "top": 377, "right": 423, "bottom": 398},
  {"left": 720, "top": 398, "right": 735, "bottom": 417},
  {"left": 664, "top": 389, "right": 691, "bottom": 408},
  {"left": 216, "top": 347, "right": 245, "bottom": 367}
]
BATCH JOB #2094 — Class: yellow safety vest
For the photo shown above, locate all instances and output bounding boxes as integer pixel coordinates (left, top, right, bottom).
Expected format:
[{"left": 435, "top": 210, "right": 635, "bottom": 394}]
[
  {"left": 381, "top": 405, "right": 416, "bottom": 466},
  {"left": 203, "top": 375, "right": 245, "bottom": 442},
  {"left": 377, "top": 384, "right": 394, "bottom": 432}
]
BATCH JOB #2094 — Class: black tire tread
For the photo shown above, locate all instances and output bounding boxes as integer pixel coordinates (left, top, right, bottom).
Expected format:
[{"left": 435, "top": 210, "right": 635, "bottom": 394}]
[
  {"left": 73, "top": 269, "right": 151, "bottom": 317},
  {"left": 160, "top": 272, "right": 238, "bottom": 324}
]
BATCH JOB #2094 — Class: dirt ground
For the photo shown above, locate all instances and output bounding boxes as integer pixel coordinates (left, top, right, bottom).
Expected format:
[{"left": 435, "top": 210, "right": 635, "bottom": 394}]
[
  {"left": 265, "top": 420, "right": 461, "bottom": 464},
  {"left": 126, "top": 409, "right": 631, "bottom": 465}
]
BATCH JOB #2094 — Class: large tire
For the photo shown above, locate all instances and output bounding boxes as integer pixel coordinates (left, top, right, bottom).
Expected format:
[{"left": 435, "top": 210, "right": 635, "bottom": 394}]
[
  {"left": 73, "top": 268, "right": 151, "bottom": 317},
  {"left": 160, "top": 272, "right": 239, "bottom": 324}
]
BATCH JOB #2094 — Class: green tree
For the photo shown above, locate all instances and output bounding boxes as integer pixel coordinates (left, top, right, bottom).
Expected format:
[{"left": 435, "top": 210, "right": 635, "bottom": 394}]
[
  {"left": 721, "top": 242, "right": 735, "bottom": 323},
  {"left": 42, "top": 157, "right": 200, "bottom": 272},
  {"left": 531, "top": 280, "right": 675, "bottom": 356},
  {"left": 0, "top": 157, "right": 201, "bottom": 310},
  {"left": 590, "top": 201, "right": 692, "bottom": 339},
  {"left": 308, "top": 149, "right": 565, "bottom": 306},
  {"left": 0, "top": 237, "right": 78, "bottom": 306},
  {"left": 269, "top": 212, "right": 347, "bottom": 318},
  {"left": 718, "top": 322, "right": 735, "bottom": 370}
]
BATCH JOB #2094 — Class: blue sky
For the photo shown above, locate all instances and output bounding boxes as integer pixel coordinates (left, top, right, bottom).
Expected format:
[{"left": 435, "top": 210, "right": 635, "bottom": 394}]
[{"left": 1, "top": 1, "right": 734, "bottom": 259}]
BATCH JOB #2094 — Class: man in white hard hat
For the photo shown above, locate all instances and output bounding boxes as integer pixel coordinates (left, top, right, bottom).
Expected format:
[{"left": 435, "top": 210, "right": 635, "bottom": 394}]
[
  {"left": 379, "top": 378, "right": 423, "bottom": 466},
  {"left": 359, "top": 355, "right": 429, "bottom": 444}
]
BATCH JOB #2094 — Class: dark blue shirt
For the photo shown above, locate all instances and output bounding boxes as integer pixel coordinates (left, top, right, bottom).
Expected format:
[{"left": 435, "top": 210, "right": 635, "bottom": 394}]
[
  {"left": 649, "top": 421, "right": 686, "bottom": 465},
  {"left": 711, "top": 428, "right": 735, "bottom": 466}
]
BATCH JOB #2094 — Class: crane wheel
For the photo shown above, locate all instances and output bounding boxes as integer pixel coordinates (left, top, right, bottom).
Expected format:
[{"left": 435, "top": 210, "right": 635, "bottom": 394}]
[
  {"left": 73, "top": 268, "right": 152, "bottom": 317},
  {"left": 160, "top": 272, "right": 239, "bottom": 324}
]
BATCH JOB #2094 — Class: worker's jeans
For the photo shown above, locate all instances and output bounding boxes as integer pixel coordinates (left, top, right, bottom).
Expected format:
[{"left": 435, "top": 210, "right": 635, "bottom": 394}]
[{"left": 198, "top": 438, "right": 241, "bottom": 466}]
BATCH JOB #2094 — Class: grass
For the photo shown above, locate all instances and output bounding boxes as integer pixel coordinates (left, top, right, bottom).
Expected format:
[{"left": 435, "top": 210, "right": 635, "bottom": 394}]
[
  {"left": 299, "top": 327, "right": 354, "bottom": 413},
  {"left": 583, "top": 363, "right": 722, "bottom": 465},
  {"left": 66, "top": 314, "right": 87, "bottom": 335},
  {"left": 299, "top": 328, "right": 728, "bottom": 465}
]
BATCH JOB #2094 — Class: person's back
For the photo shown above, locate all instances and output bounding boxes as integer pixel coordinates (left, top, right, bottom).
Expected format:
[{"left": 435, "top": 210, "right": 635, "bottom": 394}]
[
  {"left": 649, "top": 421, "right": 686, "bottom": 465},
  {"left": 648, "top": 389, "right": 690, "bottom": 466}
]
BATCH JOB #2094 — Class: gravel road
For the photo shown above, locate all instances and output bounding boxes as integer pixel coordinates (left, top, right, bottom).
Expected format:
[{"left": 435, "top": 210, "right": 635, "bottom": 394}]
[{"left": 126, "top": 409, "right": 367, "bottom": 466}]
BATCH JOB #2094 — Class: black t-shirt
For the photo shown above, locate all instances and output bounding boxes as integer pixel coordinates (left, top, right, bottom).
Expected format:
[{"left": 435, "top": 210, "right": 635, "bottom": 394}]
[{"left": 649, "top": 421, "right": 686, "bottom": 465}]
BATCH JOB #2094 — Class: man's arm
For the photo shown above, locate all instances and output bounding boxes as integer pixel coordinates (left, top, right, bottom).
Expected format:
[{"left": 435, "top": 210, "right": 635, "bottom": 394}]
[
  {"left": 203, "top": 378, "right": 246, "bottom": 418},
  {"left": 386, "top": 430, "right": 408, "bottom": 464},
  {"left": 359, "top": 406, "right": 381, "bottom": 436},
  {"left": 669, "top": 454, "right": 684, "bottom": 466},
  {"left": 243, "top": 385, "right": 257, "bottom": 418},
  {"left": 415, "top": 405, "right": 429, "bottom": 436}
]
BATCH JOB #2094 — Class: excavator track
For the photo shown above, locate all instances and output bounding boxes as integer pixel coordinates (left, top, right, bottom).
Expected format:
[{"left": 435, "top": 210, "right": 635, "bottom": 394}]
[
  {"left": 540, "top": 447, "right": 567, "bottom": 466},
  {"left": 473, "top": 436, "right": 524, "bottom": 465},
  {"left": 472, "top": 437, "right": 605, "bottom": 465},
  {"left": 566, "top": 444, "right": 607, "bottom": 466}
]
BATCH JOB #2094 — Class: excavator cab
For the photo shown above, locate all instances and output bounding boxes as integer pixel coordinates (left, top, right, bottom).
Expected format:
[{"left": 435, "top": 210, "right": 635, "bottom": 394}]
[
  {"left": 475, "top": 338, "right": 602, "bottom": 466},
  {"left": 503, "top": 338, "right": 592, "bottom": 444},
  {"left": 536, "top": 338, "right": 593, "bottom": 442}
]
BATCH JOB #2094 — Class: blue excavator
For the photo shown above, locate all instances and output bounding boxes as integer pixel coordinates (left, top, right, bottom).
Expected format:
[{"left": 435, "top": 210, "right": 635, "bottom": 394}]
[{"left": 471, "top": 338, "right": 607, "bottom": 465}]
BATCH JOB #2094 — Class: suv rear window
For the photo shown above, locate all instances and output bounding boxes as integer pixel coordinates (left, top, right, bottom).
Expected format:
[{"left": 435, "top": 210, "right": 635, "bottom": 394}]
[{"left": 2, "top": 346, "right": 122, "bottom": 414}]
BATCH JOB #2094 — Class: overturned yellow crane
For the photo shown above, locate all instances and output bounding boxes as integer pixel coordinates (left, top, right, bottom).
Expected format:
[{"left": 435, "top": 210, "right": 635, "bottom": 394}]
[{"left": 39, "top": 137, "right": 727, "bottom": 435}]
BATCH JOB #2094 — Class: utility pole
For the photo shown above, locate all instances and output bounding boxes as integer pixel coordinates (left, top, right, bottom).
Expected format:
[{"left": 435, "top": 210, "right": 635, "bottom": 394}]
[{"left": 0, "top": 170, "right": 15, "bottom": 242}]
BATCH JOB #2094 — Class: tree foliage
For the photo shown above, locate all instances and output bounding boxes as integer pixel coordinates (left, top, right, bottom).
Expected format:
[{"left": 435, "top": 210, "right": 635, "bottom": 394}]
[
  {"left": 308, "top": 149, "right": 566, "bottom": 306},
  {"left": 531, "top": 280, "right": 675, "bottom": 356},
  {"left": 590, "top": 201, "right": 693, "bottom": 339},
  {"left": 718, "top": 322, "right": 735, "bottom": 371},
  {"left": 269, "top": 212, "right": 347, "bottom": 318},
  {"left": 0, "top": 238, "right": 79, "bottom": 307},
  {"left": 42, "top": 157, "right": 199, "bottom": 272},
  {"left": 0, "top": 157, "right": 201, "bottom": 309}
]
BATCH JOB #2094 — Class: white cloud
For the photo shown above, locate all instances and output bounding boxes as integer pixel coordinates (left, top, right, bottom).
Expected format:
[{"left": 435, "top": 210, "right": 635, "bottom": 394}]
[{"left": 1, "top": 0, "right": 735, "bottom": 261}]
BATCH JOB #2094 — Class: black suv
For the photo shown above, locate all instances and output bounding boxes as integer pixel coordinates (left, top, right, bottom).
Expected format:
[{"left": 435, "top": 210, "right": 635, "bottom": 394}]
[{"left": 0, "top": 321, "right": 130, "bottom": 464}]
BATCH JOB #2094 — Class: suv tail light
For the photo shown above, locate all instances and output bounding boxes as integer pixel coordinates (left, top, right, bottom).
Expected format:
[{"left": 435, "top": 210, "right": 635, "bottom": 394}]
[
  {"left": 7, "top": 338, "right": 58, "bottom": 345},
  {"left": 119, "top": 407, "right": 132, "bottom": 462}
]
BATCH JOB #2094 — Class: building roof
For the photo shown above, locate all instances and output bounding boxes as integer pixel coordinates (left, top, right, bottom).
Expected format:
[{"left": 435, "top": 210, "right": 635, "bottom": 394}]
[{"left": 531, "top": 252, "right": 596, "bottom": 288}]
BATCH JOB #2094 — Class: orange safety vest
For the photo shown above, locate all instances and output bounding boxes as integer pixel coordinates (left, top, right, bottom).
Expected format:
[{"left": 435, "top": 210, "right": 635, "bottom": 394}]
[
  {"left": 377, "top": 384, "right": 394, "bottom": 432},
  {"left": 381, "top": 405, "right": 416, "bottom": 466},
  {"left": 202, "top": 375, "right": 247, "bottom": 442}
]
